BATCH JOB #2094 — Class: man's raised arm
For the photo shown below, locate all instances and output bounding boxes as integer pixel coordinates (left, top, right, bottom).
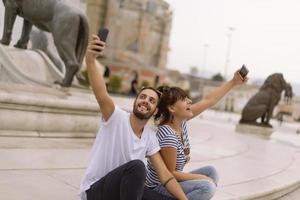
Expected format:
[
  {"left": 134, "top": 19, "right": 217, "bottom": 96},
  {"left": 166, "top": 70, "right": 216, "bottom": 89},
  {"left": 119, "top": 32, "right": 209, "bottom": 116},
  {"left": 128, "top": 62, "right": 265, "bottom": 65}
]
[{"left": 85, "top": 35, "right": 114, "bottom": 121}]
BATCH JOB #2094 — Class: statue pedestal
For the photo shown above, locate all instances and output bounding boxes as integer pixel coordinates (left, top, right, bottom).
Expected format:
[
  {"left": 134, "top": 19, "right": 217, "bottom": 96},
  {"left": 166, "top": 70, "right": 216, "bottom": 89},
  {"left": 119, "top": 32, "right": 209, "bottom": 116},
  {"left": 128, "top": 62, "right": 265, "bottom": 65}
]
[
  {"left": 0, "top": 83, "right": 100, "bottom": 138},
  {"left": 0, "top": 44, "right": 82, "bottom": 87},
  {"left": 235, "top": 123, "right": 273, "bottom": 137},
  {"left": 0, "top": 45, "right": 102, "bottom": 138}
]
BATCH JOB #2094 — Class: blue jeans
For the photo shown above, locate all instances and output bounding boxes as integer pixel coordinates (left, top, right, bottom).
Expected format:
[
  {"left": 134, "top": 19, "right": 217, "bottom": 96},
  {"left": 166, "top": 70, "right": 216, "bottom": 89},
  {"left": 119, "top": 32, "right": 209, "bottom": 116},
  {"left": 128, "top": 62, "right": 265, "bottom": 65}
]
[{"left": 153, "top": 166, "right": 219, "bottom": 200}]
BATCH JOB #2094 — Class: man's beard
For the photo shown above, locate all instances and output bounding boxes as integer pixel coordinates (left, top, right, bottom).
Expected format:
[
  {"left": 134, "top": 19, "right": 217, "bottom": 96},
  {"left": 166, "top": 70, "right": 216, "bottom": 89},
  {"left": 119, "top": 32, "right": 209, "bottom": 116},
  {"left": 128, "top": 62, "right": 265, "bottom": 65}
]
[{"left": 133, "top": 103, "right": 155, "bottom": 120}]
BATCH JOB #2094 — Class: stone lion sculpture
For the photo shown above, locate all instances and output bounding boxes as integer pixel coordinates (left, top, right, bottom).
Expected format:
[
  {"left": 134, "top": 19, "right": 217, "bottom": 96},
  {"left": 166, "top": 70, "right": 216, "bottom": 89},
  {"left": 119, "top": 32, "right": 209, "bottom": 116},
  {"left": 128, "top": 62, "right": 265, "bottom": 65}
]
[
  {"left": 30, "top": 28, "right": 65, "bottom": 73},
  {"left": 239, "top": 73, "right": 288, "bottom": 128},
  {"left": 284, "top": 83, "right": 293, "bottom": 104},
  {"left": 0, "top": 0, "right": 89, "bottom": 87}
]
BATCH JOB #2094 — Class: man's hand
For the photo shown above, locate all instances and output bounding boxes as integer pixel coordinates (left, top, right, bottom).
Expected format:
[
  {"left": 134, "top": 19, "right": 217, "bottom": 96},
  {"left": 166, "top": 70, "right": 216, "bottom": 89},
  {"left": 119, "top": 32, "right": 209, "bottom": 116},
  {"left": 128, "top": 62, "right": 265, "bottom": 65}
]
[{"left": 86, "top": 35, "right": 106, "bottom": 64}]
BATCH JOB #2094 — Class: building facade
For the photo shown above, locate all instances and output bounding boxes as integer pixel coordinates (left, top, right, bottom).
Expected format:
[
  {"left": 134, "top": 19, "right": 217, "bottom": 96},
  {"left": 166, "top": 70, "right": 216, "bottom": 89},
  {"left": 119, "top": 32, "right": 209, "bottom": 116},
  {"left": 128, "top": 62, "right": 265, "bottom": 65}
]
[{"left": 86, "top": 0, "right": 172, "bottom": 92}]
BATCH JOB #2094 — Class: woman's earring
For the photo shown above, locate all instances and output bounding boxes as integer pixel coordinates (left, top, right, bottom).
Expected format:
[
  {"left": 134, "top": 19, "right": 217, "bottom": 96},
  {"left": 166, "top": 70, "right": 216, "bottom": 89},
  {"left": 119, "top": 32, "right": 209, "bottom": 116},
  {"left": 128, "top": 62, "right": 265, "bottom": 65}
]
[{"left": 171, "top": 114, "right": 174, "bottom": 123}]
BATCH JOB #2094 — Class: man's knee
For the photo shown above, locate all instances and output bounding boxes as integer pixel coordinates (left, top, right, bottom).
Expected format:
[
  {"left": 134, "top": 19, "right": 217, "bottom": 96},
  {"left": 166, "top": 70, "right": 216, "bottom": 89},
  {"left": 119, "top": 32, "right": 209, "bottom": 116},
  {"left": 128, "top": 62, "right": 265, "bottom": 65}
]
[{"left": 126, "top": 160, "right": 146, "bottom": 179}]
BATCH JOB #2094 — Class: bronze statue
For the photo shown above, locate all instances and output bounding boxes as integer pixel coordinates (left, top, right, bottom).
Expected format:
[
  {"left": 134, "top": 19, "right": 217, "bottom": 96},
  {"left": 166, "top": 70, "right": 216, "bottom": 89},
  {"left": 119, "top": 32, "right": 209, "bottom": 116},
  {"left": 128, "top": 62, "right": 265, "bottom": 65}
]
[
  {"left": 0, "top": 0, "right": 89, "bottom": 87},
  {"left": 30, "top": 28, "right": 64, "bottom": 73},
  {"left": 240, "top": 73, "right": 289, "bottom": 128},
  {"left": 284, "top": 83, "right": 293, "bottom": 104}
]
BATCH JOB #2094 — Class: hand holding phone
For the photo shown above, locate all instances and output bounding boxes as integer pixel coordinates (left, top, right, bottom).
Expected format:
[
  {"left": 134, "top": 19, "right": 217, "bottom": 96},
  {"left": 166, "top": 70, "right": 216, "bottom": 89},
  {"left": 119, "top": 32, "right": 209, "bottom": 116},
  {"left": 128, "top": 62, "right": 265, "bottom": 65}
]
[
  {"left": 239, "top": 64, "right": 249, "bottom": 79},
  {"left": 98, "top": 28, "right": 109, "bottom": 42},
  {"left": 93, "top": 28, "right": 109, "bottom": 53}
]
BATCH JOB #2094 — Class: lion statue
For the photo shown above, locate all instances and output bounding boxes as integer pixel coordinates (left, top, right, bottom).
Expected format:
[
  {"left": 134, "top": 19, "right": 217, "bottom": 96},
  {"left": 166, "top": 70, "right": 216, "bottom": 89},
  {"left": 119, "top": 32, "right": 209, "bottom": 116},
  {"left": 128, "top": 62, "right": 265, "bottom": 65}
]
[
  {"left": 239, "top": 73, "right": 289, "bottom": 128},
  {"left": 0, "top": 0, "right": 89, "bottom": 87},
  {"left": 284, "top": 83, "right": 293, "bottom": 104},
  {"left": 30, "top": 27, "right": 65, "bottom": 73}
]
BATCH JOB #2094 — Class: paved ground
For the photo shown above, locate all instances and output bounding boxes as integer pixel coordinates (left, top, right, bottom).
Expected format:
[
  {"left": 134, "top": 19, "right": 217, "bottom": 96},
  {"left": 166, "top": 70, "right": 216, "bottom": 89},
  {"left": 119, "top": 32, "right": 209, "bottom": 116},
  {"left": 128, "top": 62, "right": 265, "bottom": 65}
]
[{"left": 1, "top": 97, "right": 300, "bottom": 200}]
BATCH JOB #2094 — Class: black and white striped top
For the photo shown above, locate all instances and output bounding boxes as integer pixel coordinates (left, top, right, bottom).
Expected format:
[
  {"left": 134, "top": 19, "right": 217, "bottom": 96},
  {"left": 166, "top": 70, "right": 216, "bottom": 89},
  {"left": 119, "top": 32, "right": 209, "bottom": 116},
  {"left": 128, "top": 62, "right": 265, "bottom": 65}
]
[{"left": 145, "top": 122, "right": 191, "bottom": 188}]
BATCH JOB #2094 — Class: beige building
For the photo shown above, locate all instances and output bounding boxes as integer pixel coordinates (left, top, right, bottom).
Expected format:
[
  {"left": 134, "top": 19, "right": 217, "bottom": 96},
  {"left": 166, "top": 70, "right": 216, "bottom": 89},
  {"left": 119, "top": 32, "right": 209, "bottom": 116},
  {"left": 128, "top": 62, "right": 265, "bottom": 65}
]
[
  {"left": 203, "top": 84, "right": 260, "bottom": 113},
  {"left": 166, "top": 70, "right": 190, "bottom": 91},
  {"left": 292, "top": 96, "right": 300, "bottom": 120},
  {"left": 275, "top": 95, "right": 300, "bottom": 121},
  {"left": 86, "top": 0, "right": 172, "bottom": 92},
  {"left": 185, "top": 75, "right": 225, "bottom": 101}
]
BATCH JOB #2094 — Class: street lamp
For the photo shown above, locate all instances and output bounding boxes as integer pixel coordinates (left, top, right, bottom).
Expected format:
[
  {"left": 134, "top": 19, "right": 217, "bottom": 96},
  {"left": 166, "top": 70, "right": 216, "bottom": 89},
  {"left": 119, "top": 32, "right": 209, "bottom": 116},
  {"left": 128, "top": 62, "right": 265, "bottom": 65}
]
[
  {"left": 224, "top": 27, "right": 235, "bottom": 79},
  {"left": 202, "top": 43, "right": 209, "bottom": 75}
]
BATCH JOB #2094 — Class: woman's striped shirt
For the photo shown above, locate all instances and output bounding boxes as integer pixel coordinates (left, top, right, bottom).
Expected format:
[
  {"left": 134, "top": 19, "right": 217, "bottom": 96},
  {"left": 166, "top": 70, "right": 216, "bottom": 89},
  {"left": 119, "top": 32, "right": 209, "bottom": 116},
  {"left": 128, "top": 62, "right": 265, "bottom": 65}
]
[{"left": 145, "top": 121, "right": 191, "bottom": 188}]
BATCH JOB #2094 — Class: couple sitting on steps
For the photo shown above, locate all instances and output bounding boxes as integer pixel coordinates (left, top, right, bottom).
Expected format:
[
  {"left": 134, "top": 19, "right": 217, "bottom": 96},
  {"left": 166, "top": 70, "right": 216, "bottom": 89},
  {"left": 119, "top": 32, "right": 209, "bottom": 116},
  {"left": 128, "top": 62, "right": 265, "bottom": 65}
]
[{"left": 79, "top": 35, "right": 247, "bottom": 200}]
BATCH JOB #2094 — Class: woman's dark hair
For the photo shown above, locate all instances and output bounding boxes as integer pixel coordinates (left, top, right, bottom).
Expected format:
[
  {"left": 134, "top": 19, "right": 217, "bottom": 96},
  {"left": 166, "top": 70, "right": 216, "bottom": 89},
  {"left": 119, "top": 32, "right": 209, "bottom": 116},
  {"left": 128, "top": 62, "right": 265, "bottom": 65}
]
[{"left": 154, "top": 86, "right": 189, "bottom": 125}]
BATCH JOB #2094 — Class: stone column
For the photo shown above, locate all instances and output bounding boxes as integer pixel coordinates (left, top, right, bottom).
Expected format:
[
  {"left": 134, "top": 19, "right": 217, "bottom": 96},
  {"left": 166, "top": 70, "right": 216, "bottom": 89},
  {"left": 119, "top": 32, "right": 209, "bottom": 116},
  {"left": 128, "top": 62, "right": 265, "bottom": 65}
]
[
  {"left": 86, "top": 0, "right": 108, "bottom": 34},
  {"left": 157, "top": 11, "right": 172, "bottom": 69},
  {"left": 104, "top": 0, "right": 121, "bottom": 61}
]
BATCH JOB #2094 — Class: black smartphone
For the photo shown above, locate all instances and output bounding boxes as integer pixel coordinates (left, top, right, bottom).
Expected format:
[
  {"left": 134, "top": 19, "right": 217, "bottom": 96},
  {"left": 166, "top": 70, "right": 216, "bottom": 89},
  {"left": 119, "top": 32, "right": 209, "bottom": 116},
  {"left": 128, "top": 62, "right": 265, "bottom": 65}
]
[
  {"left": 239, "top": 65, "right": 249, "bottom": 78},
  {"left": 98, "top": 28, "right": 109, "bottom": 42},
  {"left": 93, "top": 28, "right": 109, "bottom": 52}
]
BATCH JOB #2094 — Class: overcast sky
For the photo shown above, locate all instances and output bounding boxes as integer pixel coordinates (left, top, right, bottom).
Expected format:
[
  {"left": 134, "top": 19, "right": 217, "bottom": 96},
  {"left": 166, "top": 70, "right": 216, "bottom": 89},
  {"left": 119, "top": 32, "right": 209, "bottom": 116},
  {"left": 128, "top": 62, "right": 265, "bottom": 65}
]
[
  {"left": 165, "top": 0, "right": 300, "bottom": 85},
  {"left": 1, "top": 1, "right": 300, "bottom": 93}
]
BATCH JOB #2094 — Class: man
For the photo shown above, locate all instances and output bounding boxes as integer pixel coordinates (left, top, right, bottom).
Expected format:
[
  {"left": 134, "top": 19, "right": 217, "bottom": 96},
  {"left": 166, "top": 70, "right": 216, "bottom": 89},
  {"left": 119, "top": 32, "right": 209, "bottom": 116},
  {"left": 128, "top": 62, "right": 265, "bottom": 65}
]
[{"left": 79, "top": 35, "right": 187, "bottom": 200}]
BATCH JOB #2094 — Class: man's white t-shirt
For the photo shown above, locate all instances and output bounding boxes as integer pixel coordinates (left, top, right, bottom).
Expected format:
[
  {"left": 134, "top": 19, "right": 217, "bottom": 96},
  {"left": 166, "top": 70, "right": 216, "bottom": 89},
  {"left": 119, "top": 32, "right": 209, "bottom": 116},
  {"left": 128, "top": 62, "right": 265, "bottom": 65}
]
[{"left": 80, "top": 106, "right": 160, "bottom": 200}]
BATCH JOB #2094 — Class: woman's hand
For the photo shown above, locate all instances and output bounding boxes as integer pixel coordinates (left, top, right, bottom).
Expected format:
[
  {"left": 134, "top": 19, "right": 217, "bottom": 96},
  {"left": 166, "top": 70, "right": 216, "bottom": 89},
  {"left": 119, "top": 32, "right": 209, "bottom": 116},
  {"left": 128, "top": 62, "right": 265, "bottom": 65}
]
[
  {"left": 198, "top": 175, "right": 218, "bottom": 186},
  {"left": 207, "top": 177, "right": 218, "bottom": 186},
  {"left": 232, "top": 69, "right": 248, "bottom": 85}
]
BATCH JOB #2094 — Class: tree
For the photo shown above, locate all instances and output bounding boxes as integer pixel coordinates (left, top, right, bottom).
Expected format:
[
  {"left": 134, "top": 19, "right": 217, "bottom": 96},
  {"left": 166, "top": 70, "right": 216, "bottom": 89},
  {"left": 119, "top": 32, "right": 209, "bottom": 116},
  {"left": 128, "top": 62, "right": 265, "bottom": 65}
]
[
  {"left": 108, "top": 75, "right": 122, "bottom": 93},
  {"left": 190, "top": 66, "right": 199, "bottom": 75},
  {"left": 211, "top": 73, "right": 224, "bottom": 82}
]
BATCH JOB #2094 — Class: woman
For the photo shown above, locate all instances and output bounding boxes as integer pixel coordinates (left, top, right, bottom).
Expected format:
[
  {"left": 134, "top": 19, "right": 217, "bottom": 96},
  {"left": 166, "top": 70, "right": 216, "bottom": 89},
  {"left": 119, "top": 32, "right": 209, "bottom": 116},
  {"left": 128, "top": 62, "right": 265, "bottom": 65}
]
[{"left": 145, "top": 70, "right": 247, "bottom": 200}]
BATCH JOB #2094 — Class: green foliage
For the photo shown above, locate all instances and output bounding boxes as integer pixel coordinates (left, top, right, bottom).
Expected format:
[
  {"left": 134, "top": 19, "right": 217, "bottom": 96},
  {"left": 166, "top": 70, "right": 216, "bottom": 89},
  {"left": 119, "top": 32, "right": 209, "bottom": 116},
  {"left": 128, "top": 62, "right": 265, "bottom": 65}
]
[
  {"left": 211, "top": 73, "right": 224, "bottom": 82},
  {"left": 160, "top": 83, "right": 169, "bottom": 87},
  {"left": 108, "top": 75, "right": 122, "bottom": 93},
  {"left": 79, "top": 70, "right": 90, "bottom": 87},
  {"left": 190, "top": 66, "right": 199, "bottom": 75},
  {"left": 141, "top": 80, "right": 150, "bottom": 87}
]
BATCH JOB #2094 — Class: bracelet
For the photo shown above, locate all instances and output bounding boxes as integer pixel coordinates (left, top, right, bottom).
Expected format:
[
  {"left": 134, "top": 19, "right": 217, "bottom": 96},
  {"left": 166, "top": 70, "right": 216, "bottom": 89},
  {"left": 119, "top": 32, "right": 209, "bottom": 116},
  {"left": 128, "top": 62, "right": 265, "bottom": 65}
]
[{"left": 163, "top": 176, "right": 175, "bottom": 187}]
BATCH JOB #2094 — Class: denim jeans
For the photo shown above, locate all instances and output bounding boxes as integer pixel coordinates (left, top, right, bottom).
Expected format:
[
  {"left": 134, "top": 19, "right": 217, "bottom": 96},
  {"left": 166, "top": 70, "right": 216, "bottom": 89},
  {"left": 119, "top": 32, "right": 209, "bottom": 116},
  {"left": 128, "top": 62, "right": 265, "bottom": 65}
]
[
  {"left": 142, "top": 186, "right": 175, "bottom": 200},
  {"left": 153, "top": 166, "right": 219, "bottom": 200}
]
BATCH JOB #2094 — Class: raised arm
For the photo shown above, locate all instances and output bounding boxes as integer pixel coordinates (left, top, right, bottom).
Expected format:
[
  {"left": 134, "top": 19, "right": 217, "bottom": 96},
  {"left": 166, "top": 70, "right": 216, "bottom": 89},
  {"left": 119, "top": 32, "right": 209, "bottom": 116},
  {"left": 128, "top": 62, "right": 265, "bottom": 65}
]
[
  {"left": 189, "top": 70, "right": 247, "bottom": 120},
  {"left": 86, "top": 35, "right": 115, "bottom": 121},
  {"left": 149, "top": 153, "right": 188, "bottom": 200}
]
